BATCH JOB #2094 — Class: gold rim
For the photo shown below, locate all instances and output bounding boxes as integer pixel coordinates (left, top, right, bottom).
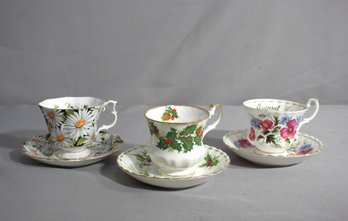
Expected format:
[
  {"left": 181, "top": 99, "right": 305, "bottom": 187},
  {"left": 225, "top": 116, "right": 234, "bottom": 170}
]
[
  {"left": 38, "top": 96, "right": 107, "bottom": 110},
  {"left": 144, "top": 104, "right": 213, "bottom": 125},
  {"left": 243, "top": 98, "right": 308, "bottom": 114},
  {"left": 223, "top": 130, "right": 324, "bottom": 158},
  {"left": 20, "top": 135, "right": 123, "bottom": 162},
  {"left": 116, "top": 145, "right": 230, "bottom": 180}
]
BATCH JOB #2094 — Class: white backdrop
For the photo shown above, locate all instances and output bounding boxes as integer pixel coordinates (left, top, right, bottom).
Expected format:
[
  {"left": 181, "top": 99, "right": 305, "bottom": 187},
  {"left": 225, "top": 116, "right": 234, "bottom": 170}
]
[{"left": 1, "top": 0, "right": 348, "bottom": 105}]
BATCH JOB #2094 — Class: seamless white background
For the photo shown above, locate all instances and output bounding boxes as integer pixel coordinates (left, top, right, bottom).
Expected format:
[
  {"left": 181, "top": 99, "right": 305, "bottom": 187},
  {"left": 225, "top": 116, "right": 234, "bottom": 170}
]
[{"left": 1, "top": 0, "right": 347, "bottom": 105}]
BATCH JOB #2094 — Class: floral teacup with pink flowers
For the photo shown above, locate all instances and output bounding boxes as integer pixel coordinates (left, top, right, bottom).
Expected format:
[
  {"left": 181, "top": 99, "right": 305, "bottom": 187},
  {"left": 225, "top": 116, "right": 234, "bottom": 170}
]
[
  {"left": 39, "top": 97, "right": 118, "bottom": 159},
  {"left": 243, "top": 98, "right": 319, "bottom": 153}
]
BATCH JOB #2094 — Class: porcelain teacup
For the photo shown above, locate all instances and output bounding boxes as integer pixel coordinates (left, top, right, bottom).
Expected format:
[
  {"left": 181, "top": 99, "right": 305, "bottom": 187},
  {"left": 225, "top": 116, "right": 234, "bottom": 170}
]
[
  {"left": 39, "top": 97, "right": 118, "bottom": 158},
  {"left": 243, "top": 98, "right": 319, "bottom": 153},
  {"left": 144, "top": 104, "right": 222, "bottom": 176}
]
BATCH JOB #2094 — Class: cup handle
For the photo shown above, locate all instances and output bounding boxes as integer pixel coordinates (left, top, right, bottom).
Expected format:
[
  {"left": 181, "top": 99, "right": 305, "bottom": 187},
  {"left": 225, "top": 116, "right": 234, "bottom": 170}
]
[
  {"left": 96, "top": 100, "right": 118, "bottom": 133},
  {"left": 298, "top": 98, "right": 319, "bottom": 129},
  {"left": 203, "top": 104, "right": 223, "bottom": 137}
]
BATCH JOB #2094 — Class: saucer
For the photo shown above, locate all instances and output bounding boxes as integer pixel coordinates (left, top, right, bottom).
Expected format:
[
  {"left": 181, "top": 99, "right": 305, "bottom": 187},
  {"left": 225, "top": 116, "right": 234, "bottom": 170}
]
[
  {"left": 223, "top": 129, "right": 323, "bottom": 166},
  {"left": 117, "top": 145, "right": 230, "bottom": 189},
  {"left": 20, "top": 133, "right": 123, "bottom": 167}
]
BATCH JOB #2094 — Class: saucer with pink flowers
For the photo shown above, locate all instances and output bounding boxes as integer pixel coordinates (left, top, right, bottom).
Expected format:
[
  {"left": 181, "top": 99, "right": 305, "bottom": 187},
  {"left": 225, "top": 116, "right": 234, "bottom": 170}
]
[{"left": 223, "top": 129, "right": 323, "bottom": 166}]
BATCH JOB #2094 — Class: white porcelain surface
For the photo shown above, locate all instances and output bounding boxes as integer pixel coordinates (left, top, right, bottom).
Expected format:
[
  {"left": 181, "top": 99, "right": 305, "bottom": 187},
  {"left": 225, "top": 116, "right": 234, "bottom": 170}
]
[
  {"left": 144, "top": 104, "right": 222, "bottom": 176},
  {"left": 38, "top": 96, "right": 118, "bottom": 151},
  {"left": 223, "top": 129, "right": 323, "bottom": 166},
  {"left": 20, "top": 133, "right": 123, "bottom": 167},
  {"left": 243, "top": 98, "right": 319, "bottom": 153},
  {"left": 117, "top": 145, "right": 230, "bottom": 188}
]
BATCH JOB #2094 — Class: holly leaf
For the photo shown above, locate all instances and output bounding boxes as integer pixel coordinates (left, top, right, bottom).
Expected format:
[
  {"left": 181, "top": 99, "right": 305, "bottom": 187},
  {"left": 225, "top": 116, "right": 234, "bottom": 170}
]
[
  {"left": 193, "top": 135, "right": 202, "bottom": 145},
  {"left": 172, "top": 140, "right": 182, "bottom": 152},
  {"left": 182, "top": 140, "right": 194, "bottom": 153},
  {"left": 157, "top": 137, "right": 169, "bottom": 150},
  {"left": 167, "top": 128, "right": 177, "bottom": 140},
  {"left": 182, "top": 125, "right": 197, "bottom": 135}
]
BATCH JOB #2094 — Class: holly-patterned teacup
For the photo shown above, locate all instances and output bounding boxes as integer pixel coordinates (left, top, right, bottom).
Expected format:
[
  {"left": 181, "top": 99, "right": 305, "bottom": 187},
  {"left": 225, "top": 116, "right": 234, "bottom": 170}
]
[
  {"left": 39, "top": 97, "right": 118, "bottom": 159},
  {"left": 145, "top": 104, "right": 222, "bottom": 176},
  {"left": 243, "top": 98, "right": 319, "bottom": 153}
]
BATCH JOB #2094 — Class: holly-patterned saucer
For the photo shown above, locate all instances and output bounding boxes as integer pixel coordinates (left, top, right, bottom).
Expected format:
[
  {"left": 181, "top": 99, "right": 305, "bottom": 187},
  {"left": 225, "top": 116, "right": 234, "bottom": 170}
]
[
  {"left": 20, "top": 133, "right": 123, "bottom": 167},
  {"left": 117, "top": 145, "right": 230, "bottom": 189},
  {"left": 223, "top": 129, "right": 323, "bottom": 166}
]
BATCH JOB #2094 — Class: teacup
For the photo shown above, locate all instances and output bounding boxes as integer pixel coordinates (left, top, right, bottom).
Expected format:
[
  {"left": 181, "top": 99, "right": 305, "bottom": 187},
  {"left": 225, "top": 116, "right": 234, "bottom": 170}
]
[
  {"left": 243, "top": 98, "right": 319, "bottom": 153},
  {"left": 145, "top": 104, "right": 222, "bottom": 176},
  {"left": 39, "top": 97, "right": 118, "bottom": 158}
]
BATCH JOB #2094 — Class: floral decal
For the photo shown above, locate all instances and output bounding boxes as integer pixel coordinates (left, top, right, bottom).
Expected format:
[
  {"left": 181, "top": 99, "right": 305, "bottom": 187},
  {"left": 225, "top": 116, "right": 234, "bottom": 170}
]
[
  {"left": 41, "top": 106, "right": 101, "bottom": 148},
  {"left": 148, "top": 122, "right": 159, "bottom": 137},
  {"left": 249, "top": 115, "right": 300, "bottom": 148},
  {"left": 280, "top": 119, "right": 297, "bottom": 139},
  {"left": 157, "top": 124, "right": 202, "bottom": 153},
  {"left": 234, "top": 139, "right": 252, "bottom": 148},
  {"left": 134, "top": 151, "right": 151, "bottom": 168},
  {"left": 199, "top": 153, "right": 219, "bottom": 168},
  {"left": 161, "top": 106, "right": 179, "bottom": 121},
  {"left": 296, "top": 143, "right": 313, "bottom": 155}
]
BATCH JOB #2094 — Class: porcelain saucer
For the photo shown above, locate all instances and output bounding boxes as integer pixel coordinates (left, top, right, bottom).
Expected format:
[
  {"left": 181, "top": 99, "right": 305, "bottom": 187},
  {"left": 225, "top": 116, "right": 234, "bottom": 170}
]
[
  {"left": 20, "top": 133, "right": 123, "bottom": 167},
  {"left": 223, "top": 129, "right": 323, "bottom": 166},
  {"left": 117, "top": 145, "right": 230, "bottom": 189}
]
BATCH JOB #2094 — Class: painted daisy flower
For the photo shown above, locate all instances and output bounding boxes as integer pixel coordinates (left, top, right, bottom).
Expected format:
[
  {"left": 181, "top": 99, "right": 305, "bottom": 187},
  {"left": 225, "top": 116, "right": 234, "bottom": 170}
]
[
  {"left": 65, "top": 109, "right": 96, "bottom": 141},
  {"left": 85, "top": 131, "right": 104, "bottom": 146},
  {"left": 51, "top": 126, "right": 70, "bottom": 147},
  {"left": 44, "top": 109, "right": 64, "bottom": 126}
]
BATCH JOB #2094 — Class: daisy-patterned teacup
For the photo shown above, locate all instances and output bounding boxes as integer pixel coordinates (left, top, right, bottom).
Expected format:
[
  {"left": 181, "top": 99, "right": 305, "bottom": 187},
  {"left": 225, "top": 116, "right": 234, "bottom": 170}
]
[
  {"left": 38, "top": 97, "right": 118, "bottom": 158},
  {"left": 243, "top": 98, "right": 319, "bottom": 154}
]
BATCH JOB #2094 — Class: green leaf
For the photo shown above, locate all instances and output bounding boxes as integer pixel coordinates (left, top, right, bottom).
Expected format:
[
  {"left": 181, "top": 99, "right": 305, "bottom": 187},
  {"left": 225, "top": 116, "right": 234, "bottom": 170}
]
[
  {"left": 182, "top": 141, "right": 194, "bottom": 153},
  {"left": 257, "top": 135, "right": 263, "bottom": 141},
  {"left": 274, "top": 116, "right": 279, "bottom": 126},
  {"left": 193, "top": 135, "right": 202, "bottom": 145},
  {"left": 265, "top": 134, "right": 275, "bottom": 144},
  {"left": 172, "top": 141, "right": 182, "bottom": 152},
  {"left": 272, "top": 127, "right": 280, "bottom": 133},
  {"left": 167, "top": 128, "right": 177, "bottom": 140},
  {"left": 65, "top": 109, "right": 75, "bottom": 116},
  {"left": 76, "top": 137, "right": 88, "bottom": 146},
  {"left": 182, "top": 124, "right": 197, "bottom": 135}
]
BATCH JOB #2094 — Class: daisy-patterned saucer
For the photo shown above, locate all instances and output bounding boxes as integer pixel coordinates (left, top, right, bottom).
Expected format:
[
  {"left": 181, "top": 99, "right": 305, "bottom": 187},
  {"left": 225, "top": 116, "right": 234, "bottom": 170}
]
[
  {"left": 223, "top": 129, "right": 323, "bottom": 166},
  {"left": 20, "top": 133, "right": 123, "bottom": 167},
  {"left": 117, "top": 145, "right": 230, "bottom": 189}
]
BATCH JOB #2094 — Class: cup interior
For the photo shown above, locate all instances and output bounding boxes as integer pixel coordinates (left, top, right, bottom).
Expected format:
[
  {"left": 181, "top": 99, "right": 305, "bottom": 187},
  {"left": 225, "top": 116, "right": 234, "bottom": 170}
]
[
  {"left": 243, "top": 99, "right": 307, "bottom": 112},
  {"left": 39, "top": 97, "right": 104, "bottom": 109},
  {"left": 145, "top": 105, "right": 209, "bottom": 123}
]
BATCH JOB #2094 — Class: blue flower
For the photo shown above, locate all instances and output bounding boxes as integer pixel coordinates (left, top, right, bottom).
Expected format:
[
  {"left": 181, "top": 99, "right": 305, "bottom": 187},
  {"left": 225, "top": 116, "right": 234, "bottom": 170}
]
[
  {"left": 251, "top": 118, "right": 261, "bottom": 128},
  {"left": 279, "top": 116, "right": 292, "bottom": 125},
  {"left": 296, "top": 143, "right": 313, "bottom": 155}
]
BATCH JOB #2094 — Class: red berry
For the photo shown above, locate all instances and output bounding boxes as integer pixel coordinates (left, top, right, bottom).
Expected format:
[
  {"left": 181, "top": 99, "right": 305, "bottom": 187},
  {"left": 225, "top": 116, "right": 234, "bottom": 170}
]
[
  {"left": 172, "top": 109, "right": 177, "bottom": 113},
  {"left": 171, "top": 116, "right": 174, "bottom": 120},
  {"left": 185, "top": 137, "right": 191, "bottom": 141},
  {"left": 164, "top": 139, "right": 173, "bottom": 144},
  {"left": 207, "top": 161, "right": 212, "bottom": 167}
]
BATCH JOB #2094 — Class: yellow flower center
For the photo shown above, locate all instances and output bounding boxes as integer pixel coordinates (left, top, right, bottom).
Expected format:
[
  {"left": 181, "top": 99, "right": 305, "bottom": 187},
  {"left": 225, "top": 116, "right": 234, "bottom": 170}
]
[
  {"left": 57, "top": 134, "right": 65, "bottom": 142},
  {"left": 47, "top": 111, "right": 55, "bottom": 119},
  {"left": 75, "top": 119, "right": 86, "bottom": 128}
]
